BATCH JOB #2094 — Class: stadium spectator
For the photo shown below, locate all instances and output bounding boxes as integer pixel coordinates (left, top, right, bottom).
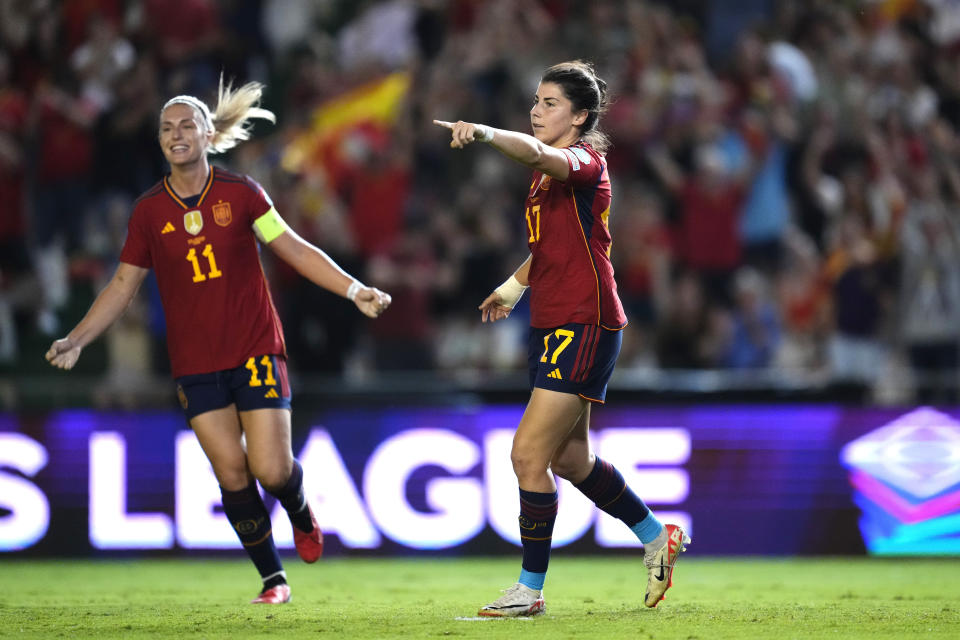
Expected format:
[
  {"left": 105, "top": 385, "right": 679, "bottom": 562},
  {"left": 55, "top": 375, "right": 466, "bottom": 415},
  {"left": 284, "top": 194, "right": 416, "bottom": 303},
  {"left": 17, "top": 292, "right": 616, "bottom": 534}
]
[
  {"left": 366, "top": 221, "right": 445, "bottom": 371},
  {"left": 69, "top": 11, "right": 135, "bottom": 114},
  {"left": 823, "top": 215, "right": 891, "bottom": 386},
  {"left": 654, "top": 269, "right": 726, "bottom": 369},
  {"left": 774, "top": 230, "right": 832, "bottom": 375},
  {"left": 720, "top": 266, "right": 782, "bottom": 369},
  {"left": 141, "top": 0, "right": 223, "bottom": 97},
  {"left": 435, "top": 60, "right": 688, "bottom": 617},
  {"left": 647, "top": 140, "right": 746, "bottom": 305},
  {"left": 609, "top": 187, "right": 672, "bottom": 368},
  {"left": 0, "top": 49, "right": 32, "bottom": 364},
  {"left": 44, "top": 77, "right": 391, "bottom": 603},
  {"left": 29, "top": 73, "right": 97, "bottom": 335},
  {"left": 898, "top": 161, "right": 960, "bottom": 404}
]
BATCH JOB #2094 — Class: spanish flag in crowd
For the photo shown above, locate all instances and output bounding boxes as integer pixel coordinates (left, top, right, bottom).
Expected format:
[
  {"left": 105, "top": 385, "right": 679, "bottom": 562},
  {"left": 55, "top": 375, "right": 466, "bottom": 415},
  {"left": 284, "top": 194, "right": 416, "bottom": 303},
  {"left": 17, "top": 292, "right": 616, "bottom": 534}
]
[{"left": 282, "top": 71, "right": 410, "bottom": 177}]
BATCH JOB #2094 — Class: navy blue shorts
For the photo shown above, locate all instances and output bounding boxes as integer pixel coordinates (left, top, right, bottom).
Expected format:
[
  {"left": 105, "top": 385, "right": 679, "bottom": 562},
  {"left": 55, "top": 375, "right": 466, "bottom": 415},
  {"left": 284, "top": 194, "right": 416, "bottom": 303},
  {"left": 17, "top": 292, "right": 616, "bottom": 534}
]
[
  {"left": 528, "top": 323, "right": 622, "bottom": 403},
  {"left": 175, "top": 354, "right": 292, "bottom": 420}
]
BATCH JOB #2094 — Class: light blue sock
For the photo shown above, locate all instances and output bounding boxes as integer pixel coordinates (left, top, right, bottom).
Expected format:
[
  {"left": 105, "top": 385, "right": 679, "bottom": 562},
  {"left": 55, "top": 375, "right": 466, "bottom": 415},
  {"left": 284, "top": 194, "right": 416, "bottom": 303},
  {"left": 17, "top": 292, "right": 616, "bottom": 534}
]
[
  {"left": 631, "top": 512, "right": 665, "bottom": 544},
  {"left": 518, "top": 569, "right": 546, "bottom": 591}
]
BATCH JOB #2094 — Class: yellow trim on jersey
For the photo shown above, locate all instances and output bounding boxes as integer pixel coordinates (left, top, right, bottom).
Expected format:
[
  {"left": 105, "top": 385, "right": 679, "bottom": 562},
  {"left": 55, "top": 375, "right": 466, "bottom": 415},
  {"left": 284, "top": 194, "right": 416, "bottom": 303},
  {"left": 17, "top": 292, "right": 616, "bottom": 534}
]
[
  {"left": 163, "top": 169, "right": 214, "bottom": 210},
  {"left": 252, "top": 207, "right": 289, "bottom": 243}
]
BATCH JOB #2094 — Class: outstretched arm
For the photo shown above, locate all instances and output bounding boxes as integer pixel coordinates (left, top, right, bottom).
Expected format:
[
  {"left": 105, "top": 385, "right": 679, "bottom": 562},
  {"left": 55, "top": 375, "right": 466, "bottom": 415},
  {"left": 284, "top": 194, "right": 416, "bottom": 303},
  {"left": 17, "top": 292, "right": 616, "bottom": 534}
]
[
  {"left": 433, "top": 120, "right": 572, "bottom": 181},
  {"left": 268, "top": 227, "right": 391, "bottom": 318},
  {"left": 45, "top": 262, "right": 149, "bottom": 370},
  {"left": 479, "top": 255, "right": 531, "bottom": 323}
]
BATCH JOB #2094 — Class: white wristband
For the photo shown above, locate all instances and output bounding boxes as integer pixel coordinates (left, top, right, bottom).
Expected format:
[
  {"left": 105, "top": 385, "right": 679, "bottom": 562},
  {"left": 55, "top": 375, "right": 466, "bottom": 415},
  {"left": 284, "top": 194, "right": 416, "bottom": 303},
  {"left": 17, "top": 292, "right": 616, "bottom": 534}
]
[
  {"left": 494, "top": 275, "right": 528, "bottom": 309},
  {"left": 346, "top": 280, "right": 363, "bottom": 302},
  {"left": 474, "top": 124, "right": 494, "bottom": 142}
]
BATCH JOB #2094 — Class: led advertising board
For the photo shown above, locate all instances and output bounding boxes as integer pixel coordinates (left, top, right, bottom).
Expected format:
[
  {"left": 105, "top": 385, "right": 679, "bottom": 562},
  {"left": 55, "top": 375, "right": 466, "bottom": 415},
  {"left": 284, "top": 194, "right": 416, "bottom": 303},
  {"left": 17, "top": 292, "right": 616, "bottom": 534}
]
[{"left": 2, "top": 406, "right": 957, "bottom": 555}]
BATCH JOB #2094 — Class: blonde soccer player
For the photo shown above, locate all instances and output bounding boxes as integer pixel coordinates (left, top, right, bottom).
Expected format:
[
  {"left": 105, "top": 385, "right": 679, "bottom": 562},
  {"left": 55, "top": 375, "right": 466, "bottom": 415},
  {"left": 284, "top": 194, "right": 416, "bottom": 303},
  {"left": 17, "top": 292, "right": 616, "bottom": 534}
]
[{"left": 47, "top": 77, "right": 391, "bottom": 604}]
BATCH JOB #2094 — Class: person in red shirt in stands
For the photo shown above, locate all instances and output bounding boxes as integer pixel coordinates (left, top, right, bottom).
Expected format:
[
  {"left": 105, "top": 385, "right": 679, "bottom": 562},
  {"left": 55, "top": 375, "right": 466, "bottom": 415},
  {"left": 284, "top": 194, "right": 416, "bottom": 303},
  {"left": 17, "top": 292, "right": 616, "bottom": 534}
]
[
  {"left": 46, "top": 77, "right": 391, "bottom": 604},
  {"left": 435, "top": 60, "right": 689, "bottom": 617}
]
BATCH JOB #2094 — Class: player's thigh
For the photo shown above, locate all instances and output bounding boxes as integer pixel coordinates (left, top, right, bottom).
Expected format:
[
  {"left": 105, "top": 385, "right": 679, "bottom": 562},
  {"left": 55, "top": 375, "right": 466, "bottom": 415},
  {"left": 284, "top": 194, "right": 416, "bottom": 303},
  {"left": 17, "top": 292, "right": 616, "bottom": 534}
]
[
  {"left": 189, "top": 405, "right": 249, "bottom": 490},
  {"left": 513, "top": 387, "right": 588, "bottom": 467},
  {"left": 239, "top": 407, "right": 293, "bottom": 491},
  {"left": 551, "top": 403, "right": 595, "bottom": 482}
]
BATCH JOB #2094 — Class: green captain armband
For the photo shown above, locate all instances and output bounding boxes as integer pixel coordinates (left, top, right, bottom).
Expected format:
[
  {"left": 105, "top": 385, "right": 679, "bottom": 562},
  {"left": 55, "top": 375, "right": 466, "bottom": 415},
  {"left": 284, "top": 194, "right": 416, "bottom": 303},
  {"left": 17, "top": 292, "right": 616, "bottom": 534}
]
[{"left": 252, "top": 207, "right": 289, "bottom": 243}]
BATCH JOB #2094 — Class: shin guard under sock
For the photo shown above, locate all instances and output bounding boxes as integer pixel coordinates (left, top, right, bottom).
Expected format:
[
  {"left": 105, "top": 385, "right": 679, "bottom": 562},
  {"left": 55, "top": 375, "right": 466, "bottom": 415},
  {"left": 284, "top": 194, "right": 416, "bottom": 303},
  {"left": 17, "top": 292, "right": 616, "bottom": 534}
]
[
  {"left": 264, "top": 460, "right": 313, "bottom": 533},
  {"left": 220, "top": 483, "right": 285, "bottom": 582}
]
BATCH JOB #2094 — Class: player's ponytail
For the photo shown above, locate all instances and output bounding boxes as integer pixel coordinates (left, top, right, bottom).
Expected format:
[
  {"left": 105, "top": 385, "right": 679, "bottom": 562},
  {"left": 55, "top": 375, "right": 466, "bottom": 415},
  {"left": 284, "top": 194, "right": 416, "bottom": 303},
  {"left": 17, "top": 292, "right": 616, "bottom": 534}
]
[
  {"left": 541, "top": 60, "right": 610, "bottom": 153},
  {"left": 208, "top": 76, "right": 276, "bottom": 154}
]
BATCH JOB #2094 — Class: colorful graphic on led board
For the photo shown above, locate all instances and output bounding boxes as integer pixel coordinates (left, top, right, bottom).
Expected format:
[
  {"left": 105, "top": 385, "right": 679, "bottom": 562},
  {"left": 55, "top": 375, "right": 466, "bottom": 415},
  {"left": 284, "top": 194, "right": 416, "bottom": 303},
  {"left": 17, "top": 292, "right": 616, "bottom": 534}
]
[{"left": 841, "top": 407, "right": 960, "bottom": 555}]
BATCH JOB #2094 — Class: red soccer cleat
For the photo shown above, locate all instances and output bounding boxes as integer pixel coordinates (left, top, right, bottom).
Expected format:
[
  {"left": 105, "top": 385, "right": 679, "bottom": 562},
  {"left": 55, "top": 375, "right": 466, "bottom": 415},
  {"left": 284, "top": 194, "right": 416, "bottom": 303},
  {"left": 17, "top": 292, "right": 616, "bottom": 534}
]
[
  {"left": 293, "top": 507, "right": 324, "bottom": 563},
  {"left": 250, "top": 583, "right": 291, "bottom": 604}
]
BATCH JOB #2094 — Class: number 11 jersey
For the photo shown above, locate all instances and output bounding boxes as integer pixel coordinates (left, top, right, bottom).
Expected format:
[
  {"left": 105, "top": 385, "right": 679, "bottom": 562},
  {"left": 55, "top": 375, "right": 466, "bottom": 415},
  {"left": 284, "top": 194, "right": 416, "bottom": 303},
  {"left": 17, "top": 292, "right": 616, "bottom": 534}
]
[{"left": 119, "top": 166, "right": 286, "bottom": 378}]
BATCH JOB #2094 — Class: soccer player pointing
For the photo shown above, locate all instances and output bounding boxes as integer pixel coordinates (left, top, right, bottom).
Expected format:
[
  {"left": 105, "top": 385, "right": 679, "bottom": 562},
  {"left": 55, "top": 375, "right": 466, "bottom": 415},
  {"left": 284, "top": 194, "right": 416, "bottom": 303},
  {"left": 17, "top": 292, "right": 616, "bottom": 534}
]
[
  {"left": 435, "top": 60, "right": 689, "bottom": 616},
  {"left": 46, "top": 77, "right": 391, "bottom": 604}
]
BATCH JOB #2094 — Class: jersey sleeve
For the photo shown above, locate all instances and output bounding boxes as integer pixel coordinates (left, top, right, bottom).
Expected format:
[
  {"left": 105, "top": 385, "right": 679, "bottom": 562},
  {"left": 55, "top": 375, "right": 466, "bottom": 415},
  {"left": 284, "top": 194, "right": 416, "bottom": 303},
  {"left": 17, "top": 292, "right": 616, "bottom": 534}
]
[
  {"left": 118, "top": 205, "right": 152, "bottom": 269},
  {"left": 243, "top": 175, "right": 290, "bottom": 243},
  {"left": 560, "top": 144, "right": 604, "bottom": 187},
  {"left": 243, "top": 175, "right": 276, "bottom": 224}
]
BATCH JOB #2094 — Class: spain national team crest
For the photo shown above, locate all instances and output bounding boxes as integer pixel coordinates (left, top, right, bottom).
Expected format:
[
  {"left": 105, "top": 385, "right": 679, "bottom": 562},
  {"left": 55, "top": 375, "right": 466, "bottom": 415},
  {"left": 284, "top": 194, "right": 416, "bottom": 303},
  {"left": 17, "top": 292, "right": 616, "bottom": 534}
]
[
  {"left": 183, "top": 210, "right": 203, "bottom": 235},
  {"left": 212, "top": 201, "right": 232, "bottom": 227}
]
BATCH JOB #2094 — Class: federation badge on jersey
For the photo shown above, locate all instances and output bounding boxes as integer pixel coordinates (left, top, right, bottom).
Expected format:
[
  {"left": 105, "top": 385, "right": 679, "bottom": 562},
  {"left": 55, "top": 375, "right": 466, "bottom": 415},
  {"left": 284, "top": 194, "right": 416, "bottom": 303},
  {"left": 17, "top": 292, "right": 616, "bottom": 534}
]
[
  {"left": 183, "top": 210, "right": 203, "bottom": 235},
  {"left": 212, "top": 201, "right": 232, "bottom": 227}
]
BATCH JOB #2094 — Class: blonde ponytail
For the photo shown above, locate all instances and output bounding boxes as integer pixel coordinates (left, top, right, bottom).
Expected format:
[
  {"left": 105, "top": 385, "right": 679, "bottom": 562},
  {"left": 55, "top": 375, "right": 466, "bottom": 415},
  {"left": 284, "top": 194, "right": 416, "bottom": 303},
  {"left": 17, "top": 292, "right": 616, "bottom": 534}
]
[{"left": 208, "top": 76, "right": 276, "bottom": 154}]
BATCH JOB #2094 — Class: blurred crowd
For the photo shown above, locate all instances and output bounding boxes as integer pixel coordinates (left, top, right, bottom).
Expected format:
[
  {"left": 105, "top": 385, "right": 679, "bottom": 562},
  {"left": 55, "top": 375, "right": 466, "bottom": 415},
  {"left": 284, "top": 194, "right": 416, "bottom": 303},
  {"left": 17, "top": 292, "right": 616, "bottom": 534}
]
[{"left": 2, "top": 0, "right": 960, "bottom": 406}]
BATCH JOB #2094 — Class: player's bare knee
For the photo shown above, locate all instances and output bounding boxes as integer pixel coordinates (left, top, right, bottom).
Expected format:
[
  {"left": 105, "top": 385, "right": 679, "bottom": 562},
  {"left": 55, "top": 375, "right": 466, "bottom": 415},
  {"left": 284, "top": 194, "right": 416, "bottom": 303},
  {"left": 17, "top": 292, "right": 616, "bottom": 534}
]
[
  {"left": 551, "top": 458, "right": 578, "bottom": 482},
  {"left": 510, "top": 451, "right": 548, "bottom": 484},
  {"left": 250, "top": 465, "right": 289, "bottom": 493},
  {"left": 216, "top": 469, "right": 251, "bottom": 492},
  {"left": 551, "top": 451, "right": 592, "bottom": 483}
]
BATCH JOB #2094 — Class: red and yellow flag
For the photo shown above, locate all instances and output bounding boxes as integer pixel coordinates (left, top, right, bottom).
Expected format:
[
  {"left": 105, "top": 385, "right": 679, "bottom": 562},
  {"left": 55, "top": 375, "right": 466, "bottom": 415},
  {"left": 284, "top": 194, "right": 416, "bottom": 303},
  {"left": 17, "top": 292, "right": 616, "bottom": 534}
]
[{"left": 282, "top": 71, "right": 410, "bottom": 174}]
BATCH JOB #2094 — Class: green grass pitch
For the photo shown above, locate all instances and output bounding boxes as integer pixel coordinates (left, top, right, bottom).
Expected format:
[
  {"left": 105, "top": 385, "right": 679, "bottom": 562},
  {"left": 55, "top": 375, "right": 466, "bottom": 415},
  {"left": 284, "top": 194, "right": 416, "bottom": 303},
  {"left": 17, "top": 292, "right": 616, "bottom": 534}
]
[{"left": 1, "top": 556, "right": 958, "bottom": 639}]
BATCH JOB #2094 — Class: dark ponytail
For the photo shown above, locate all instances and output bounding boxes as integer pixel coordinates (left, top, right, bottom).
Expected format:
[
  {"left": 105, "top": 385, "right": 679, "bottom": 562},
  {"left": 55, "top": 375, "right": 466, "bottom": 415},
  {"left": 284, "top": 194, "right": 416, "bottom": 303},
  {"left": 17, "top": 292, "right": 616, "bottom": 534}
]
[{"left": 541, "top": 60, "right": 610, "bottom": 153}]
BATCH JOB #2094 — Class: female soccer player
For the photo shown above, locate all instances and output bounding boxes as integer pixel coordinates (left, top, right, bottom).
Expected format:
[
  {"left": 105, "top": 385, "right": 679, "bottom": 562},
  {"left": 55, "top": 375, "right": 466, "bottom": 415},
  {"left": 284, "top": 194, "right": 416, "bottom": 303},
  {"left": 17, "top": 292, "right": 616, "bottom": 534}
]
[
  {"left": 435, "top": 60, "right": 690, "bottom": 616},
  {"left": 46, "top": 78, "right": 391, "bottom": 604}
]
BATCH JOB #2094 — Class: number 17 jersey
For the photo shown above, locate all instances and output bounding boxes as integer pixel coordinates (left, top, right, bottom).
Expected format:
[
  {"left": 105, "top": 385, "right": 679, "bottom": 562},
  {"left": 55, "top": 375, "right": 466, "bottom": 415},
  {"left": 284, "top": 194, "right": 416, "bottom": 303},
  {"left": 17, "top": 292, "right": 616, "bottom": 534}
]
[
  {"left": 119, "top": 167, "right": 286, "bottom": 378},
  {"left": 525, "top": 142, "right": 626, "bottom": 330}
]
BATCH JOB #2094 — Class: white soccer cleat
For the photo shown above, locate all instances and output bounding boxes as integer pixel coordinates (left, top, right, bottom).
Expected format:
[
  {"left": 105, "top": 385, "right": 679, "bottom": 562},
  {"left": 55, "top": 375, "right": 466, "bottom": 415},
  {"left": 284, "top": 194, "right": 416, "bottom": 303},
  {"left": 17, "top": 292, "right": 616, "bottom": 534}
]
[
  {"left": 644, "top": 523, "right": 690, "bottom": 608},
  {"left": 477, "top": 583, "right": 545, "bottom": 617}
]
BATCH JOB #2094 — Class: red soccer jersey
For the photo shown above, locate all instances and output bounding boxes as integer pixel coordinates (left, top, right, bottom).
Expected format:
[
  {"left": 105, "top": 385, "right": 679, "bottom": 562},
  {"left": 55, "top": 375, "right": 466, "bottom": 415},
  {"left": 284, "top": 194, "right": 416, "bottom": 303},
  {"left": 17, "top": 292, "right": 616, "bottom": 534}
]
[
  {"left": 119, "top": 167, "right": 286, "bottom": 377},
  {"left": 525, "top": 142, "right": 627, "bottom": 330}
]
